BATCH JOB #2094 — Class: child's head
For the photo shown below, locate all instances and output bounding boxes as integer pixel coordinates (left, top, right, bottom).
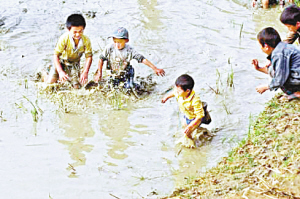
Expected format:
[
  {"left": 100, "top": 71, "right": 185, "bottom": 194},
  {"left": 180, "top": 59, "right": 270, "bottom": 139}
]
[
  {"left": 257, "top": 27, "right": 281, "bottom": 55},
  {"left": 175, "top": 74, "right": 194, "bottom": 97},
  {"left": 110, "top": 27, "right": 129, "bottom": 50},
  {"left": 280, "top": 4, "right": 300, "bottom": 32},
  {"left": 66, "top": 14, "right": 86, "bottom": 40}
]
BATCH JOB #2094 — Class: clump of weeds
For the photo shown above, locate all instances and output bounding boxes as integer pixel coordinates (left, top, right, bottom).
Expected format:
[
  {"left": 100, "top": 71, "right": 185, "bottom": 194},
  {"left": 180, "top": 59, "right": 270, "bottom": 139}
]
[{"left": 23, "top": 95, "right": 43, "bottom": 122}]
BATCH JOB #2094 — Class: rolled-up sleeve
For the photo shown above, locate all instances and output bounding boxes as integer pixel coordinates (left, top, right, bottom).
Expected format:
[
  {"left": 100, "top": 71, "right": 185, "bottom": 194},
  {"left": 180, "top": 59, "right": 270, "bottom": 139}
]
[
  {"left": 84, "top": 37, "right": 93, "bottom": 58},
  {"left": 131, "top": 48, "right": 145, "bottom": 63},
  {"left": 54, "top": 34, "right": 66, "bottom": 56}
]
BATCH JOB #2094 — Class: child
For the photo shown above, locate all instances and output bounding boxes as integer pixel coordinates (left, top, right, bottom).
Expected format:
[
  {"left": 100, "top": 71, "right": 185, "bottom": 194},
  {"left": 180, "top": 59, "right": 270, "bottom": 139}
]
[
  {"left": 280, "top": 4, "right": 300, "bottom": 44},
  {"left": 161, "top": 74, "right": 206, "bottom": 139},
  {"left": 252, "top": 27, "right": 300, "bottom": 100},
  {"left": 94, "top": 27, "right": 165, "bottom": 88},
  {"left": 43, "top": 13, "right": 93, "bottom": 89},
  {"left": 252, "top": 0, "right": 289, "bottom": 9}
]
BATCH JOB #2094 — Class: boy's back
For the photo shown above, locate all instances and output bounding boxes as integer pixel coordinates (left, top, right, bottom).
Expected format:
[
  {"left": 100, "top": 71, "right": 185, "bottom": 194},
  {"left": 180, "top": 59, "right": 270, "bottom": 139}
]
[{"left": 269, "top": 42, "right": 300, "bottom": 88}]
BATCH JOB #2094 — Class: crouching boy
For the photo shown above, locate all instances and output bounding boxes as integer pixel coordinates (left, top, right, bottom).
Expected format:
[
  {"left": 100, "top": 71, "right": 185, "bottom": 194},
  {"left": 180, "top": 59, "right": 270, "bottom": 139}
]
[
  {"left": 43, "top": 13, "right": 93, "bottom": 88},
  {"left": 252, "top": 27, "right": 300, "bottom": 100},
  {"left": 161, "top": 74, "right": 211, "bottom": 139}
]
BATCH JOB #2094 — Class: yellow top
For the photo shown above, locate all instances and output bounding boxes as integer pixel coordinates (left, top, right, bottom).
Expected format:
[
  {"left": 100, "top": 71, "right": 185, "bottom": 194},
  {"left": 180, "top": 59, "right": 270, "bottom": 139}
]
[
  {"left": 54, "top": 32, "right": 93, "bottom": 62},
  {"left": 175, "top": 89, "right": 205, "bottom": 120}
]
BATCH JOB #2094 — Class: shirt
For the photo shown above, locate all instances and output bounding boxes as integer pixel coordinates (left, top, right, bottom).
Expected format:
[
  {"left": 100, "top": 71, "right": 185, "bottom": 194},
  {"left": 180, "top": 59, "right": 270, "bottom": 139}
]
[
  {"left": 99, "top": 44, "right": 145, "bottom": 71},
  {"left": 267, "top": 42, "right": 300, "bottom": 91},
  {"left": 54, "top": 32, "right": 93, "bottom": 63},
  {"left": 175, "top": 89, "right": 205, "bottom": 120}
]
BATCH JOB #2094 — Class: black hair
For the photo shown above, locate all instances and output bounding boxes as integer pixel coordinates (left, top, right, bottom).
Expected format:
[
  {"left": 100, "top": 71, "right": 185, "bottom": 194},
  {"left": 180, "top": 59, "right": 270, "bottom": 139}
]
[
  {"left": 280, "top": 4, "right": 300, "bottom": 26},
  {"left": 257, "top": 27, "right": 281, "bottom": 48},
  {"left": 175, "top": 74, "right": 194, "bottom": 91},
  {"left": 66, "top": 14, "right": 86, "bottom": 30}
]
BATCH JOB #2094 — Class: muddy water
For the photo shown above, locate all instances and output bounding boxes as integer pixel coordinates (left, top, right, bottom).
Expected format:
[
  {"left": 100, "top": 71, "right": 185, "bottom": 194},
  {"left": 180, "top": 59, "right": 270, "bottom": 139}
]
[{"left": 0, "top": 0, "right": 290, "bottom": 198}]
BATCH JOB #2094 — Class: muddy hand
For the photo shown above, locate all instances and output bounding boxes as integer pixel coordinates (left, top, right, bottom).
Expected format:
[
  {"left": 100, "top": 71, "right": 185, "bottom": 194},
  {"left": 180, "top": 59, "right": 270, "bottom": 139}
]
[
  {"left": 252, "top": 59, "right": 260, "bottom": 70},
  {"left": 155, "top": 68, "right": 165, "bottom": 77},
  {"left": 58, "top": 71, "right": 69, "bottom": 82},
  {"left": 80, "top": 72, "right": 88, "bottom": 85}
]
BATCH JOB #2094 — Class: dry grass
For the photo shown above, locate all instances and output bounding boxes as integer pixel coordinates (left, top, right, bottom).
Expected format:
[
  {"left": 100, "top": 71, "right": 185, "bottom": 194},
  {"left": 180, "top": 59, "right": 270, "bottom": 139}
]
[{"left": 163, "top": 95, "right": 300, "bottom": 199}]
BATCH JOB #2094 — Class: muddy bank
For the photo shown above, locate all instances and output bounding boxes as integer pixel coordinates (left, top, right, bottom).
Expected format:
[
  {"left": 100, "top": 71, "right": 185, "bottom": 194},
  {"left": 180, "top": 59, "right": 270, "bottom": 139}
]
[{"left": 163, "top": 94, "right": 300, "bottom": 199}]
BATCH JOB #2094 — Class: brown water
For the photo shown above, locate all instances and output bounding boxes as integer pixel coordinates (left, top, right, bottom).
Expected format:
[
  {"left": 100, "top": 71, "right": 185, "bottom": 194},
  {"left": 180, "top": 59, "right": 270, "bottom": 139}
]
[{"left": 0, "top": 0, "right": 291, "bottom": 198}]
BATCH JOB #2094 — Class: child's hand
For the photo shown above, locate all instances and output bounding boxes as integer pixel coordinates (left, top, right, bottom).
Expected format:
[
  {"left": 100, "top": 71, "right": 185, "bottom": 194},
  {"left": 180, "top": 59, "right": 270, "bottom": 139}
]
[
  {"left": 161, "top": 97, "right": 168, "bottom": 103},
  {"left": 252, "top": 59, "right": 260, "bottom": 70},
  {"left": 154, "top": 68, "right": 165, "bottom": 76},
  {"left": 80, "top": 71, "right": 88, "bottom": 85},
  {"left": 58, "top": 71, "right": 69, "bottom": 82},
  {"left": 256, "top": 85, "right": 269, "bottom": 94}
]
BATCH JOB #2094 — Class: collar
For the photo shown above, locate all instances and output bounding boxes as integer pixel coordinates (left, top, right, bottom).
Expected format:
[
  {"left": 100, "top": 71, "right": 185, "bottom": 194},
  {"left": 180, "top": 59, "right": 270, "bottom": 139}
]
[
  {"left": 183, "top": 90, "right": 195, "bottom": 101},
  {"left": 69, "top": 33, "right": 83, "bottom": 51}
]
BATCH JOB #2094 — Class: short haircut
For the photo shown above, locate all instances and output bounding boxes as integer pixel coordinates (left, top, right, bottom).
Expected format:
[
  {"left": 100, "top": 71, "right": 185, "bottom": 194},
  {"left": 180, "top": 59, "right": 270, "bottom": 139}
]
[
  {"left": 66, "top": 14, "right": 86, "bottom": 30},
  {"left": 175, "top": 74, "right": 194, "bottom": 91},
  {"left": 280, "top": 4, "right": 300, "bottom": 26},
  {"left": 257, "top": 27, "right": 281, "bottom": 48}
]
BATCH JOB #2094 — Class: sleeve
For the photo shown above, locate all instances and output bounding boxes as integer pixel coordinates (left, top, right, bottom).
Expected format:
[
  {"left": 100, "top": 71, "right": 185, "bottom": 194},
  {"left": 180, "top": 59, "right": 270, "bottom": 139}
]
[
  {"left": 269, "top": 54, "right": 290, "bottom": 91},
  {"left": 99, "top": 44, "right": 111, "bottom": 61},
  {"left": 283, "top": 30, "right": 299, "bottom": 44},
  {"left": 131, "top": 47, "right": 145, "bottom": 63},
  {"left": 54, "top": 34, "right": 66, "bottom": 56},
  {"left": 192, "top": 96, "right": 205, "bottom": 119},
  {"left": 84, "top": 37, "right": 93, "bottom": 58}
]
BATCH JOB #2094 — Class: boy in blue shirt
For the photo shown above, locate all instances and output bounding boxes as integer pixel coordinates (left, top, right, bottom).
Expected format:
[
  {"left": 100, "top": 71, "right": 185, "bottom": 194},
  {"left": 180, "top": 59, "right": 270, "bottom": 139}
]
[
  {"left": 94, "top": 27, "right": 165, "bottom": 88},
  {"left": 252, "top": 27, "right": 300, "bottom": 100}
]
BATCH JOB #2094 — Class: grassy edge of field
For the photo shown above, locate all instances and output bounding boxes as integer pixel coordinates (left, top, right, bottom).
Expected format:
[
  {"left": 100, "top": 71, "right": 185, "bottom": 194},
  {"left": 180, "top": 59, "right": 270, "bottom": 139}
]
[{"left": 163, "top": 95, "right": 300, "bottom": 199}]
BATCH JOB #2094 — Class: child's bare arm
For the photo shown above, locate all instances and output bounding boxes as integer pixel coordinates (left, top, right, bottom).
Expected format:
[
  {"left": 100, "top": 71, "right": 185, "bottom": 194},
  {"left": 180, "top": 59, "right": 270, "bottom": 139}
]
[
  {"left": 53, "top": 54, "right": 69, "bottom": 82},
  {"left": 252, "top": 59, "right": 269, "bottom": 74},
  {"left": 161, "top": 91, "right": 175, "bottom": 103},
  {"left": 80, "top": 56, "right": 92, "bottom": 85},
  {"left": 94, "top": 59, "right": 104, "bottom": 82},
  {"left": 142, "top": 59, "right": 165, "bottom": 76},
  {"left": 184, "top": 118, "right": 201, "bottom": 138}
]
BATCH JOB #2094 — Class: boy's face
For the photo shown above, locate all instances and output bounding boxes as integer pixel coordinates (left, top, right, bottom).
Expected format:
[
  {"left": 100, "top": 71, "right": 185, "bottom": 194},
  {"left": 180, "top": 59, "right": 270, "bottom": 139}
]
[
  {"left": 285, "top": 24, "right": 298, "bottom": 33},
  {"left": 113, "top": 38, "right": 128, "bottom": 50},
  {"left": 176, "top": 86, "right": 190, "bottom": 98},
  {"left": 69, "top": 26, "right": 84, "bottom": 40}
]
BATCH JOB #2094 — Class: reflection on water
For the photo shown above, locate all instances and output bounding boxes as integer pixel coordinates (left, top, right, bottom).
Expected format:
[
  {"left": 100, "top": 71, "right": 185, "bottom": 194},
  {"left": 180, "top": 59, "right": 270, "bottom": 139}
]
[
  {"left": 99, "top": 110, "right": 133, "bottom": 160},
  {"left": 57, "top": 113, "right": 94, "bottom": 177},
  {"left": 137, "top": 0, "right": 163, "bottom": 30}
]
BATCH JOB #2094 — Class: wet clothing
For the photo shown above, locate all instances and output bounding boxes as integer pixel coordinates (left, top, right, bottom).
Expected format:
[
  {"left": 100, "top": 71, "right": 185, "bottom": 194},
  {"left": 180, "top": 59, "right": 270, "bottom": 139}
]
[
  {"left": 284, "top": 29, "right": 300, "bottom": 44},
  {"left": 267, "top": 42, "right": 300, "bottom": 94},
  {"left": 99, "top": 44, "right": 145, "bottom": 72},
  {"left": 49, "top": 60, "right": 81, "bottom": 85},
  {"left": 175, "top": 90, "right": 205, "bottom": 120},
  {"left": 48, "top": 32, "right": 92, "bottom": 85},
  {"left": 99, "top": 43, "right": 145, "bottom": 87},
  {"left": 54, "top": 32, "right": 93, "bottom": 62}
]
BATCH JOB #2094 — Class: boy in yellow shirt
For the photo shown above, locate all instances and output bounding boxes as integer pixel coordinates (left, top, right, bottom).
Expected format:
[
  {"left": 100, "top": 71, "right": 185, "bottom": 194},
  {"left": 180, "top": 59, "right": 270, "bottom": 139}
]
[
  {"left": 43, "top": 14, "right": 93, "bottom": 88},
  {"left": 161, "top": 74, "right": 205, "bottom": 138}
]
